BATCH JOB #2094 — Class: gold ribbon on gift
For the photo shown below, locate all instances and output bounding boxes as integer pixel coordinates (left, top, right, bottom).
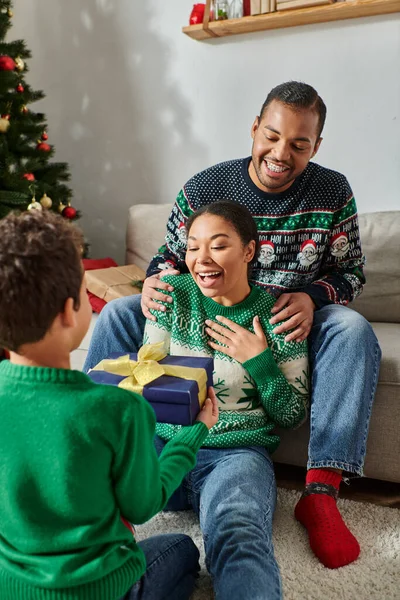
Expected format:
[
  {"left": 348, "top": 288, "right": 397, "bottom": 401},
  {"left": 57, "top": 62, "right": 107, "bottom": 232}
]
[{"left": 92, "top": 342, "right": 207, "bottom": 407}]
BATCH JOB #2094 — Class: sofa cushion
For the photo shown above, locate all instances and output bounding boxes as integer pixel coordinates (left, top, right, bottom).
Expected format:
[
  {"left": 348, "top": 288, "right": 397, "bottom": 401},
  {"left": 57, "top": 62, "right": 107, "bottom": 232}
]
[
  {"left": 351, "top": 211, "right": 400, "bottom": 323},
  {"left": 126, "top": 203, "right": 172, "bottom": 271}
]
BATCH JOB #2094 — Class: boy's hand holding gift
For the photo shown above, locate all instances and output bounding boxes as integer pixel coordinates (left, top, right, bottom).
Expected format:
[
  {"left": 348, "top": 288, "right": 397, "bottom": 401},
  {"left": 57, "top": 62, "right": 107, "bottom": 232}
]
[{"left": 196, "top": 387, "right": 219, "bottom": 430}]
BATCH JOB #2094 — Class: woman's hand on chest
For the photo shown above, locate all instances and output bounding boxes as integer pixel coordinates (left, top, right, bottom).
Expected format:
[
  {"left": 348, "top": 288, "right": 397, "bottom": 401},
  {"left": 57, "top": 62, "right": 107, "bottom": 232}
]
[{"left": 205, "top": 315, "right": 268, "bottom": 364}]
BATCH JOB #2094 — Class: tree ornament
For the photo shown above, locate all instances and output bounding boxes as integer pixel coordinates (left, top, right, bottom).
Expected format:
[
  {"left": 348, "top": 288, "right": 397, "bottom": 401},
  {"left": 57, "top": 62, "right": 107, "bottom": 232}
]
[
  {"left": 62, "top": 205, "right": 77, "bottom": 219},
  {"left": 0, "top": 117, "right": 10, "bottom": 133},
  {"left": 40, "top": 193, "right": 52, "bottom": 209},
  {"left": 21, "top": 105, "right": 28, "bottom": 114},
  {"left": 36, "top": 141, "right": 51, "bottom": 152},
  {"left": 27, "top": 198, "right": 43, "bottom": 211},
  {"left": 14, "top": 56, "right": 24, "bottom": 71},
  {"left": 16, "top": 83, "right": 24, "bottom": 93},
  {"left": 22, "top": 173, "right": 35, "bottom": 181},
  {"left": 58, "top": 202, "right": 66, "bottom": 213},
  {"left": 41, "top": 131, "right": 48, "bottom": 141},
  {"left": 0, "top": 55, "right": 16, "bottom": 70},
  {"left": 7, "top": 8, "right": 13, "bottom": 17}
]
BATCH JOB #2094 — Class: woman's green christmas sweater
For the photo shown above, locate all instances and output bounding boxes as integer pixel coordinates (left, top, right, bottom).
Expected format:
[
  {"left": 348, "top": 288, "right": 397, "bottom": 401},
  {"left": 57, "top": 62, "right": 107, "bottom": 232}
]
[{"left": 144, "top": 274, "right": 309, "bottom": 452}]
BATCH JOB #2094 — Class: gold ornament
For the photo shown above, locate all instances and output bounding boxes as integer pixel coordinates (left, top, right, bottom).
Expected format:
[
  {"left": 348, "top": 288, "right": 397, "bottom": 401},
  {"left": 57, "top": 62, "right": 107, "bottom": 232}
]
[
  {"left": 40, "top": 193, "right": 52, "bottom": 209},
  {"left": 7, "top": 8, "right": 13, "bottom": 17},
  {"left": 27, "top": 199, "right": 43, "bottom": 211},
  {"left": 58, "top": 202, "right": 66, "bottom": 213},
  {"left": 0, "top": 118, "right": 10, "bottom": 133},
  {"left": 14, "top": 57, "right": 25, "bottom": 71},
  {"left": 21, "top": 105, "right": 28, "bottom": 114}
]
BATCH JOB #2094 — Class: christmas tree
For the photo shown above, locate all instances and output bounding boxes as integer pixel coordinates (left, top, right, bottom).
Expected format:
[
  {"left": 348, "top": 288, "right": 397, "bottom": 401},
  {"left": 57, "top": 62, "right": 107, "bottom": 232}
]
[{"left": 0, "top": 0, "right": 79, "bottom": 220}]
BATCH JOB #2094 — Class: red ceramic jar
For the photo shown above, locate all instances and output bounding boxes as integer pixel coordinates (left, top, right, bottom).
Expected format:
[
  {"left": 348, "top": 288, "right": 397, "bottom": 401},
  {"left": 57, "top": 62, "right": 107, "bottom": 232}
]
[{"left": 189, "top": 3, "right": 205, "bottom": 25}]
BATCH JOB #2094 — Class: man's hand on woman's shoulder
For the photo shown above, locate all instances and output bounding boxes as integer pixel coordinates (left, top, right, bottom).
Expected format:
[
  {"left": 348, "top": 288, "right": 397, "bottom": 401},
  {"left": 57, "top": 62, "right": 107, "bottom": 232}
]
[
  {"left": 269, "top": 292, "right": 316, "bottom": 343},
  {"left": 141, "top": 269, "right": 180, "bottom": 320}
]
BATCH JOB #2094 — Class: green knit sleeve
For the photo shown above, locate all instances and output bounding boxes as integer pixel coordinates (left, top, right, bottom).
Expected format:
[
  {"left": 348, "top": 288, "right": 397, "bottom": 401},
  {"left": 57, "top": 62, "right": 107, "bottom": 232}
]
[
  {"left": 143, "top": 308, "right": 172, "bottom": 350},
  {"left": 243, "top": 342, "right": 309, "bottom": 429},
  {"left": 112, "top": 390, "right": 208, "bottom": 524},
  {"left": 142, "top": 275, "right": 177, "bottom": 348}
]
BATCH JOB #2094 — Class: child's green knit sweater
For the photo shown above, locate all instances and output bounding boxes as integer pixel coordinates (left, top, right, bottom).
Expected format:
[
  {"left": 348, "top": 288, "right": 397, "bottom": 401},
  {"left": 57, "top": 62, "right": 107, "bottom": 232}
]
[
  {"left": 144, "top": 274, "right": 309, "bottom": 451},
  {"left": 0, "top": 361, "right": 208, "bottom": 600}
]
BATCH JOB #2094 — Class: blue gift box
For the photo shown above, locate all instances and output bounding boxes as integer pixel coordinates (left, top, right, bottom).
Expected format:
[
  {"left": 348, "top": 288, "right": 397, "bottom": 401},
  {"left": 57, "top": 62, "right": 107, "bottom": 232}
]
[{"left": 88, "top": 353, "right": 214, "bottom": 425}]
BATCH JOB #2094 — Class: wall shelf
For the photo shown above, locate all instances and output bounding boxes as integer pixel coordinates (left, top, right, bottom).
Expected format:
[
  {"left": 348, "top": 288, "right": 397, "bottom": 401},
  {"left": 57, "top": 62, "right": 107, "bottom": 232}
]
[{"left": 182, "top": 0, "right": 400, "bottom": 40}]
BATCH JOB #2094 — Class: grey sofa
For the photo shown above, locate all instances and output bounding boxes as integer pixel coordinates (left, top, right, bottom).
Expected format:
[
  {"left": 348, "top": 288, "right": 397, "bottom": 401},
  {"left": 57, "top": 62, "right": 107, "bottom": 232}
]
[{"left": 126, "top": 207, "right": 400, "bottom": 483}]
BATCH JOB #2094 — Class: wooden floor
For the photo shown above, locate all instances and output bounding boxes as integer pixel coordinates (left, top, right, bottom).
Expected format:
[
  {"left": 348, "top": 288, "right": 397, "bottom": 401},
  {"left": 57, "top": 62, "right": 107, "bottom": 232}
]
[{"left": 275, "top": 463, "right": 400, "bottom": 509}]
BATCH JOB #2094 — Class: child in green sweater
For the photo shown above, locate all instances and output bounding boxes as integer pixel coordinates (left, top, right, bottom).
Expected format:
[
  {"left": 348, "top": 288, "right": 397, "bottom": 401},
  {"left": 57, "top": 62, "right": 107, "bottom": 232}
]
[
  {"left": 144, "top": 201, "right": 309, "bottom": 600},
  {"left": 0, "top": 210, "right": 218, "bottom": 600}
]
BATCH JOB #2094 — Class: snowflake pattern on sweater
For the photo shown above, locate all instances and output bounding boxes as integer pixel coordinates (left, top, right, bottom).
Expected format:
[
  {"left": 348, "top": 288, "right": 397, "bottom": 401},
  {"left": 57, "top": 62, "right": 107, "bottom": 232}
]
[
  {"left": 144, "top": 275, "right": 309, "bottom": 452},
  {"left": 147, "top": 159, "right": 365, "bottom": 308}
]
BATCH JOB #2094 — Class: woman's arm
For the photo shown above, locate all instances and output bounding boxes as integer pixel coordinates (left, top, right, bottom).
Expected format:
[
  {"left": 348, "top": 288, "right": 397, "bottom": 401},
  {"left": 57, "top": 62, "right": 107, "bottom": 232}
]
[
  {"left": 142, "top": 276, "right": 175, "bottom": 350},
  {"left": 243, "top": 345, "right": 309, "bottom": 428},
  {"left": 206, "top": 314, "right": 309, "bottom": 429}
]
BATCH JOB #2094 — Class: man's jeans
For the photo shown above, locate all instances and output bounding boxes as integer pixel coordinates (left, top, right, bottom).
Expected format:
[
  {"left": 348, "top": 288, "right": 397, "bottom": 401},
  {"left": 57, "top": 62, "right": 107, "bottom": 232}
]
[
  {"left": 118, "top": 533, "right": 200, "bottom": 600},
  {"left": 154, "top": 439, "right": 282, "bottom": 600},
  {"left": 84, "top": 294, "right": 381, "bottom": 476}
]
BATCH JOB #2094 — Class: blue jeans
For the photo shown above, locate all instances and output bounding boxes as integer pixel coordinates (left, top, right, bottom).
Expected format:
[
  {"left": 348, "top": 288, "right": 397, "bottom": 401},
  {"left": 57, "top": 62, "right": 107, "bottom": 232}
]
[
  {"left": 155, "top": 439, "right": 282, "bottom": 600},
  {"left": 84, "top": 295, "right": 381, "bottom": 476},
  {"left": 119, "top": 533, "right": 199, "bottom": 600}
]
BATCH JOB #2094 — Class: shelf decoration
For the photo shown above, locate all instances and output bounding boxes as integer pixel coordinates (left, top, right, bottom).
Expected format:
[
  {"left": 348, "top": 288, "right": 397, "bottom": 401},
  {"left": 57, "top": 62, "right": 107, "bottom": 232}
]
[{"left": 182, "top": 0, "right": 400, "bottom": 41}]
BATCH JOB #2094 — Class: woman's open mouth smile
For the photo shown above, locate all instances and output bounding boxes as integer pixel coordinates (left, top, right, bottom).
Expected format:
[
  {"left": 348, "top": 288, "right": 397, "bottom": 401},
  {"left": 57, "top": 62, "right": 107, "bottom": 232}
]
[{"left": 196, "top": 271, "right": 223, "bottom": 288}]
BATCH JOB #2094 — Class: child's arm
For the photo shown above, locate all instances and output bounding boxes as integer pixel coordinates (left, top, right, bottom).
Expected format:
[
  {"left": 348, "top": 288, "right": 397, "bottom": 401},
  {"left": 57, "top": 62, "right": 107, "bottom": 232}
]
[{"left": 112, "top": 392, "right": 209, "bottom": 524}]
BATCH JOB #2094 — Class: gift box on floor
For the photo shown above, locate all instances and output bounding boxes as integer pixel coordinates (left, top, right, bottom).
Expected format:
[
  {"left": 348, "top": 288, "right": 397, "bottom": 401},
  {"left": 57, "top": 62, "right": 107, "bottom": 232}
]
[
  {"left": 85, "top": 264, "right": 146, "bottom": 303},
  {"left": 88, "top": 344, "right": 214, "bottom": 425}
]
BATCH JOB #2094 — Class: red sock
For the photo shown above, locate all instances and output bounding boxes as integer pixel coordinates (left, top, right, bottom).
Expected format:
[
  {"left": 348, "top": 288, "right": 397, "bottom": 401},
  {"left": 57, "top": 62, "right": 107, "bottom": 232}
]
[{"left": 295, "top": 468, "right": 360, "bottom": 569}]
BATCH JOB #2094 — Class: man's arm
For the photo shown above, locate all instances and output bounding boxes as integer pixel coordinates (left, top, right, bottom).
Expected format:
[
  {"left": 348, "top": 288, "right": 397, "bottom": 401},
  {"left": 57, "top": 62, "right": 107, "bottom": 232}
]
[
  {"left": 146, "top": 190, "right": 193, "bottom": 278},
  {"left": 270, "top": 185, "right": 365, "bottom": 342},
  {"left": 300, "top": 190, "right": 365, "bottom": 308},
  {"left": 141, "top": 190, "right": 193, "bottom": 320}
]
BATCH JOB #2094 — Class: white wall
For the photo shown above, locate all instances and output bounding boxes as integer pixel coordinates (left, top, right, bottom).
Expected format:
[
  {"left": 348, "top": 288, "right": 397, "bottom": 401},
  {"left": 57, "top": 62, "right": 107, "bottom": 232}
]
[{"left": 12, "top": 0, "right": 400, "bottom": 262}]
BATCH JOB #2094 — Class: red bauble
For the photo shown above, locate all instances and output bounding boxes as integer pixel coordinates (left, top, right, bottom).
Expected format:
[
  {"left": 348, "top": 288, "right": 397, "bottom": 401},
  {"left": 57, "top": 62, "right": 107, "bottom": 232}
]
[
  {"left": 0, "top": 55, "right": 16, "bottom": 71},
  {"left": 41, "top": 131, "right": 48, "bottom": 140},
  {"left": 62, "top": 206, "right": 77, "bottom": 219},
  {"left": 16, "top": 83, "right": 24, "bottom": 93},
  {"left": 36, "top": 142, "right": 51, "bottom": 152},
  {"left": 22, "top": 173, "right": 35, "bottom": 181},
  {"left": 1, "top": 114, "right": 10, "bottom": 120}
]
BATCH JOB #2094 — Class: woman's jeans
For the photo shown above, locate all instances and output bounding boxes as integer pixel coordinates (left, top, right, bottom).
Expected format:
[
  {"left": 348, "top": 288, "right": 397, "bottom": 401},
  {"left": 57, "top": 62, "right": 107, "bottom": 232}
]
[
  {"left": 83, "top": 295, "right": 381, "bottom": 476},
  {"left": 154, "top": 439, "right": 282, "bottom": 600},
  {"left": 118, "top": 533, "right": 200, "bottom": 600}
]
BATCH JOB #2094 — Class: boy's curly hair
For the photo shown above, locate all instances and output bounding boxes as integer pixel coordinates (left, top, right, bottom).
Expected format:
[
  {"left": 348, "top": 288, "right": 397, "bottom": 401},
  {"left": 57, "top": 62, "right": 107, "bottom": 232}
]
[{"left": 0, "top": 210, "right": 84, "bottom": 352}]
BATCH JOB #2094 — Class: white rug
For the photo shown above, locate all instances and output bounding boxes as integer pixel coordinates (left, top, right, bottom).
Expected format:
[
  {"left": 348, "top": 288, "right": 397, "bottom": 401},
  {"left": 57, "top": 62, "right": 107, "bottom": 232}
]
[{"left": 135, "top": 488, "right": 400, "bottom": 600}]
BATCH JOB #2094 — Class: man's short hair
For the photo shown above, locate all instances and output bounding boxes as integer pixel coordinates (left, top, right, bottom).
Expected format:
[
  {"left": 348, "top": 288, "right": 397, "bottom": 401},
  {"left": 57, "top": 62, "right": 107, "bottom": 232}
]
[
  {"left": 0, "top": 210, "right": 84, "bottom": 352},
  {"left": 260, "top": 81, "right": 327, "bottom": 139}
]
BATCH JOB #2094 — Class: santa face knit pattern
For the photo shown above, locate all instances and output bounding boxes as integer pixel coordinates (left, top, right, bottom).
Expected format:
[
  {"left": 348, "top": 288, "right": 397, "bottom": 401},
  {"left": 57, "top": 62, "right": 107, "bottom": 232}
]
[
  {"left": 144, "top": 274, "right": 309, "bottom": 451},
  {"left": 147, "top": 158, "right": 365, "bottom": 309}
]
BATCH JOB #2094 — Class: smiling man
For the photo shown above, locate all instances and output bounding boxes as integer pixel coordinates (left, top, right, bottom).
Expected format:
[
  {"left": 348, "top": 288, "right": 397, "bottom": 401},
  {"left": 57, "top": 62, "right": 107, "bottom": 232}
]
[{"left": 84, "top": 81, "right": 381, "bottom": 572}]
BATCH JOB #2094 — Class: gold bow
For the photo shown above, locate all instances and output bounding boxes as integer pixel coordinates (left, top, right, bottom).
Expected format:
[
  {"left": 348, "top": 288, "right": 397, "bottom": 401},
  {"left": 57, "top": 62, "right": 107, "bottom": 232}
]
[{"left": 92, "top": 342, "right": 207, "bottom": 406}]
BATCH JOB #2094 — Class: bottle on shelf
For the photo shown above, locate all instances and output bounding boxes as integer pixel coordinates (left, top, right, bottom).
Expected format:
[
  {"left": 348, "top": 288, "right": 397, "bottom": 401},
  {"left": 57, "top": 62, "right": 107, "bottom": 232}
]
[
  {"left": 211, "top": 0, "right": 229, "bottom": 20},
  {"left": 229, "top": 0, "right": 244, "bottom": 18}
]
